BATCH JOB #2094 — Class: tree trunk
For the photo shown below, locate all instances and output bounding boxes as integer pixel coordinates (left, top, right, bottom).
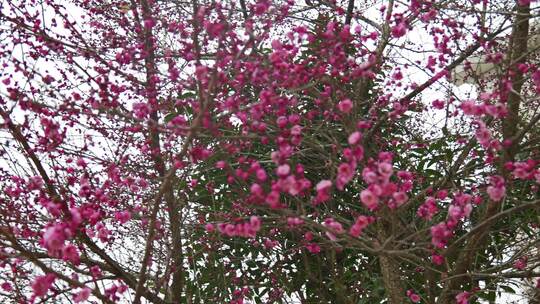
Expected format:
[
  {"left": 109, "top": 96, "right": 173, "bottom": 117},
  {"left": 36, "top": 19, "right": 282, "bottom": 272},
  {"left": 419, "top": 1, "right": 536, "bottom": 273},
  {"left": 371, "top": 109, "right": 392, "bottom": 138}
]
[
  {"left": 377, "top": 213, "right": 407, "bottom": 304},
  {"left": 437, "top": 2, "right": 530, "bottom": 303}
]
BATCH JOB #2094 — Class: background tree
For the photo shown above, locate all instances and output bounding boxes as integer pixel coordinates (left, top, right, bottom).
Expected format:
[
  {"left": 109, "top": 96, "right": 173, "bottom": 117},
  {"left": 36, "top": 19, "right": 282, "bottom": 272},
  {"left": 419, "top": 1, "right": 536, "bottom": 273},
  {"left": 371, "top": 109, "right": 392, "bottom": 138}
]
[{"left": 0, "top": 0, "right": 539, "bottom": 303}]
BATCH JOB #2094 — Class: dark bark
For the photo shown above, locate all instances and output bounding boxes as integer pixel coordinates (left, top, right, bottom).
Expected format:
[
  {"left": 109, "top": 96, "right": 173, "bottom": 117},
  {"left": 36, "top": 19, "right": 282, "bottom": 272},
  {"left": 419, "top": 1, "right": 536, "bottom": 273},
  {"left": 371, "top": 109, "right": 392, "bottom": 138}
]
[{"left": 345, "top": 0, "right": 354, "bottom": 25}]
